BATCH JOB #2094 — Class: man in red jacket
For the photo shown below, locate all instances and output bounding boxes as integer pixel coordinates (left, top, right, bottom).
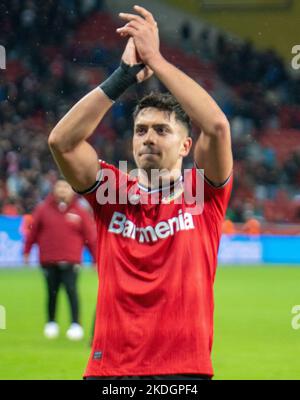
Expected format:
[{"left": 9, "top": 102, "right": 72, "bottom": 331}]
[{"left": 24, "top": 179, "right": 97, "bottom": 341}]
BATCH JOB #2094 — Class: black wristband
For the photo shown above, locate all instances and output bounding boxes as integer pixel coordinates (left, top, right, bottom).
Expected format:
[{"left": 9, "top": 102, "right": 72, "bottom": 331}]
[{"left": 99, "top": 61, "right": 145, "bottom": 102}]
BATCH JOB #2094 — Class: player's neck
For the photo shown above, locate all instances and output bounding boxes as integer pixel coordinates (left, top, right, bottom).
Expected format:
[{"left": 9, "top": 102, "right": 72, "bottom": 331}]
[{"left": 137, "top": 169, "right": 182, "bottom": 192}]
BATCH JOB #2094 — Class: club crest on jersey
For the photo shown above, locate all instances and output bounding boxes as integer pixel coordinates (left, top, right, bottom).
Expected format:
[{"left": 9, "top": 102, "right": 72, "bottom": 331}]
[{"left": 108, "top": 209, "right": 195, "bottom": 243}]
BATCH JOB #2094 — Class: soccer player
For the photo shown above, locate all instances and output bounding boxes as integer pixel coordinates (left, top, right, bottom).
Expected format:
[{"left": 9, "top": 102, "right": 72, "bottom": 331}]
[
  {"left": 48, "top": 5, "right": 233, "bottom": 379},
  {"left": 24, "top": 180, "right": 97, "bottom": 341}
]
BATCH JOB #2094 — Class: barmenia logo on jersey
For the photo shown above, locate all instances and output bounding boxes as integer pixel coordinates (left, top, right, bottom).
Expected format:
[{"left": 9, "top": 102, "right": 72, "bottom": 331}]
[{"left": 108, "top": 209, "right": 195, "bottom": 243}]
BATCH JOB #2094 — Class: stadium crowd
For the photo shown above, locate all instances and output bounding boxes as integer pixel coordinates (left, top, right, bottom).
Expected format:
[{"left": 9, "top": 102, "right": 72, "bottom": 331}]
[{"left": 0, "top": 0, "right": 300, "bottom": 224}]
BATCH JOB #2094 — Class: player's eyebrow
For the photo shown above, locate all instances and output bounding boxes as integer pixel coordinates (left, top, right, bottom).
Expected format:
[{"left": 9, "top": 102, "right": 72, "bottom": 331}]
[
  {"left": 135, "top": 123, "right": 172, "bottom": 130},
  {"left": 135, "top": 124, "right": 148, "bottom": 129}
]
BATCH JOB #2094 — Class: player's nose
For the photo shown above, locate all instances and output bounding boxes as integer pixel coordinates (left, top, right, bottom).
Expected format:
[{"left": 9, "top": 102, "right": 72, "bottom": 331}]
[{"left": 143, "top": 128, "right": 156, "bottom": 145}]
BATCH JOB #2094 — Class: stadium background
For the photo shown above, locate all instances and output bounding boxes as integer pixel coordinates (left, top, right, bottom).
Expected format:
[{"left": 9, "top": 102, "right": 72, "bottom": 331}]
[{"left": 0, "top": 0, "right": 300, "bottom": 379}]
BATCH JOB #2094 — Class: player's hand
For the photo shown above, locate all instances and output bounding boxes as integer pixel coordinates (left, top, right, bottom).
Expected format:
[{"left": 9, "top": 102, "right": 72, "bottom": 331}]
[
  {"left": 117, "top": 5, "right": 161, "bottom": 68},
  {"left": 121, "top": 37, "right": 153, "bottom": 83}
]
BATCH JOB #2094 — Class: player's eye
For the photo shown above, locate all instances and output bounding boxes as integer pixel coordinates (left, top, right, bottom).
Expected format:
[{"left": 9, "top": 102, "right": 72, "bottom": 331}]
[
  {"left": 155, "top": 126, "right": 168, "bottom": 135},
  {"left": 135, "top": 126, "right": 147, "bottom": 135}
]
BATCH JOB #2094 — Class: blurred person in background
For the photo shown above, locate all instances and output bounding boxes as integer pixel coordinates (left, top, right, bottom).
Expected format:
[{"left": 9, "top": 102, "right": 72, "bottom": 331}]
[
  {"left": 243, "top": 216, "right": 261, "bottom": 235},
  {"left": 23, "top": 179, "right": 97, "bottom": 340},
  {"left": 1, "top": 197, "right": 21, "bottom": 215},
  {"left": 222, "top": 218, "right": 236, "bottom": 235},
  {"left": 242, "top": 205, "right": 261, "bottom": 235}
]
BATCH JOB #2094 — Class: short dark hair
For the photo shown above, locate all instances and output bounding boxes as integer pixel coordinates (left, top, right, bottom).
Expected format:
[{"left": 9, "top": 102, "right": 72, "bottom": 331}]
[{"left": 133, "top": 92, "right": 192, "bottom": 135}]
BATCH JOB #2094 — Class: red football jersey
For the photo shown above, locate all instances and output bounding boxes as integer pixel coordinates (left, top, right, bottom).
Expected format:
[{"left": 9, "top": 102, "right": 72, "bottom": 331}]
[{"left": 83, "top": 160, "right": 232, "bottom": 377}]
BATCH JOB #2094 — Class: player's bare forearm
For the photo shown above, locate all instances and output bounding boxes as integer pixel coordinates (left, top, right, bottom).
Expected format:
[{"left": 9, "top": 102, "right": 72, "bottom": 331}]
[
  {"left": 48, "top": 88, "right": 113, "bottom": 192},
  {"left": 49, "top": 88, "right": 112, "bottom": 153},
  {"left": 148, "top": 55, "right": 228, "bottom": 136}
]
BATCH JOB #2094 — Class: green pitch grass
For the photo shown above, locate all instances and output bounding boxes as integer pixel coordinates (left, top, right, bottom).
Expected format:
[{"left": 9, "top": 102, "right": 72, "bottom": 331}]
[{"left": 0, "top": 266, "right": 300, "bottom": 380}]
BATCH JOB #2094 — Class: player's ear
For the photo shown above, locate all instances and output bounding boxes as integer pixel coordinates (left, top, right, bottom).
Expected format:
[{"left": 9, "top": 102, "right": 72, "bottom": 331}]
[{"left": 180, "top": 137, "right": 193, "bottom": 157}]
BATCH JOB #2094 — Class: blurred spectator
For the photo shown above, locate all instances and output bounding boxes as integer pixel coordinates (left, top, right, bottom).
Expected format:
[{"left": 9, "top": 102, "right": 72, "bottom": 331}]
[
  {"left": 180, "top": 21, "right": 193, "bottom": 53},
  {"left": 242, "top": 218, "right": 261, "bottom": 236},
  {"left": 222, "top": 219, "right": 236, "bottom": 235},
  {"left": 23, "top": 180, "right": 97, "bottom": 340},
  {"left": 2, "top": 197, "right": 21, "bottom": 216}
]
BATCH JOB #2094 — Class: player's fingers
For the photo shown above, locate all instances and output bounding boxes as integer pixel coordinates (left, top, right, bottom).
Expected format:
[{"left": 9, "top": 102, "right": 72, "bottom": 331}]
[
  {"left": 118, "top": 21, "right": 143, "bottom": 31},
  {"left": 116, "top": 25, "right": 138, "bottom": 37},
  {"left": 119, "top": 13, "right": 146, "bottom": 25},
  {"left": 133, "top": 5, "right": 157, "bottom": 26},
  {"left": 119, "top": 31, "right": 129, "bottom": 37}
]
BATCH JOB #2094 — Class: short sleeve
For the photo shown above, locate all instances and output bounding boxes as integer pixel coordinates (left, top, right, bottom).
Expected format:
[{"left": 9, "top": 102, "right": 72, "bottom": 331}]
[
  {"left": 76, "top": 160, "right": 128, "bottom": 212},
  {"left": 203, "top": 173, "right": 233, "bottom": 222},
  {"left": 191, "top": 165, "right": 233, "bottom": 222}
]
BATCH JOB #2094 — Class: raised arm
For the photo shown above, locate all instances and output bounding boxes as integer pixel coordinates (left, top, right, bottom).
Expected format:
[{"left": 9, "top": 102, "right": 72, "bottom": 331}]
[
  {"left": 48, "top": 38, "right": 153, "bottom": 193},
  {"left": 152, "top": 58, "right": 233, "bottom": 185},
  {"left": 117, "top": 5, "right": 233, "bottom": 186},
  {"left": 48, "top": 90, "right": 112, "bottom": 192}
]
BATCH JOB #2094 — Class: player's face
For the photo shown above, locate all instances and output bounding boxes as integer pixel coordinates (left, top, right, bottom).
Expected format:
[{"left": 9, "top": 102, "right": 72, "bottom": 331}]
[
  {"left": 133, "top": 108, "right": 192, "bottom": 172},
  {"left": 53, "top": 180, "right": 74, "bottom": 204}
]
